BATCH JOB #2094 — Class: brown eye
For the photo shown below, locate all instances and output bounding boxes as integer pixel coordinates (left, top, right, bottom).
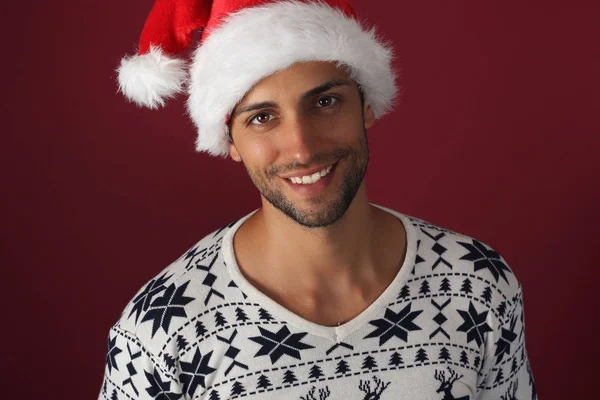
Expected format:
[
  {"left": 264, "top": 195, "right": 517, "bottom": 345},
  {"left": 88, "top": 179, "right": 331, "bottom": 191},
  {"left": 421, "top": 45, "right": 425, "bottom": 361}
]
[
  {"left": 316, "top": 96, "right": 338, "bottom": 108},
  {"left": 250, "top": 113, "right": 273, "bottom": 125}
]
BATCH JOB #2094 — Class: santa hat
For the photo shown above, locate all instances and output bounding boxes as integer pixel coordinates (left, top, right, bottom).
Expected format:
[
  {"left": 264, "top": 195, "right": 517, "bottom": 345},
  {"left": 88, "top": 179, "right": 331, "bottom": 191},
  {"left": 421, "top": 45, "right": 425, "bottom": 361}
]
[{"left": 117, "top": 0, "right": 397, "bottom": 157}]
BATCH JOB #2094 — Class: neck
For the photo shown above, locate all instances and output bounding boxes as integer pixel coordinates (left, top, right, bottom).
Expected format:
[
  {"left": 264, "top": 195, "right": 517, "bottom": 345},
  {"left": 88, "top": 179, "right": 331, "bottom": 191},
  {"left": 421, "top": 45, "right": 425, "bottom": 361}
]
[
  {"left": 237, "top": 183, "right": 392, "bottom": 298},
  {"left": 261, "top": 185, "right": 376, "bottom": 280}
]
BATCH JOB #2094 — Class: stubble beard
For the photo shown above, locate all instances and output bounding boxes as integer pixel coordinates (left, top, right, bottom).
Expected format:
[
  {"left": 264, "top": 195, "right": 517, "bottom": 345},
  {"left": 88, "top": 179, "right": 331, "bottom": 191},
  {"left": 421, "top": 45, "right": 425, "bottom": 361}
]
[{"left": 243, "top": 130, "right": 369, "bottom": 228}]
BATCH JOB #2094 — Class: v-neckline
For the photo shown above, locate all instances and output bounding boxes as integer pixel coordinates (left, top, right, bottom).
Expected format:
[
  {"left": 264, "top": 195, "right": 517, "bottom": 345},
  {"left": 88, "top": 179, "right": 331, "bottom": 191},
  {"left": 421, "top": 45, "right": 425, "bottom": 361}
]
[{"left": 221, "top": 204, "right": 418, "bottom": 343}]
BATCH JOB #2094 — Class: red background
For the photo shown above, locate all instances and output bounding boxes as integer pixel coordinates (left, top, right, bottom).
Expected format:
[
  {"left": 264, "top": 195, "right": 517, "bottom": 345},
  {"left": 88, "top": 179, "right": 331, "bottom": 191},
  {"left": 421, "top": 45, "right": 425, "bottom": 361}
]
[{"left": 2, "top": 1, "right": 598, "bottom": 398}]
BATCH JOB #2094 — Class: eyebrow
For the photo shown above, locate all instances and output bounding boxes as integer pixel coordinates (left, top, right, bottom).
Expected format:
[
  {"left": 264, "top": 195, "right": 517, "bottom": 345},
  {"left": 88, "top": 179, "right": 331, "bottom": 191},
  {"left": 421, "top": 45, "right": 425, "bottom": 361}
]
[{"left": 231, "top": 78, "right": 351, "bottom": 120}]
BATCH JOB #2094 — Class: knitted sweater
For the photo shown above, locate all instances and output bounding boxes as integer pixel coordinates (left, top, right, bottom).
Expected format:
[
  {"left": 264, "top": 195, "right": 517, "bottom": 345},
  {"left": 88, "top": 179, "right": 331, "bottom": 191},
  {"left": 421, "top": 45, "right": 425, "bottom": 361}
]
[{"left": 99, "top": 205, "right": 537, "bottom": 400}]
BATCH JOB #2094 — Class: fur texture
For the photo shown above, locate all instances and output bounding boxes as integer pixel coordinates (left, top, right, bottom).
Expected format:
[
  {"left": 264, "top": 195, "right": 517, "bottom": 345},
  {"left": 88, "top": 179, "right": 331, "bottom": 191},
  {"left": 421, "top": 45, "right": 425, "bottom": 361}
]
[
  {"left": 186, "top": 1, "right": 398, "bottom": 157},
  {"left": 117, "top": 45, "right": 188, "bottom": 109}
]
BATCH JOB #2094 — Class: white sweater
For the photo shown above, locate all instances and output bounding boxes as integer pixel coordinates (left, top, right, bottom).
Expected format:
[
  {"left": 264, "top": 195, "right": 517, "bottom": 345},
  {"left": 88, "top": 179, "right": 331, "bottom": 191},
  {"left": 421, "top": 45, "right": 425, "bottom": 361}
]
[{"left": 99, "top": 205, "right": 537, "bottom": 400}]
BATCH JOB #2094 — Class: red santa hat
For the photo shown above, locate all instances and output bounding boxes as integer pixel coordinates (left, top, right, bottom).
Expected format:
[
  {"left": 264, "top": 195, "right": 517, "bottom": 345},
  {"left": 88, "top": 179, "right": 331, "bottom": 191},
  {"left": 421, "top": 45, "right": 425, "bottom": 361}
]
[{"left": 117, "top": 0, "right": 397, "bottom": 157}]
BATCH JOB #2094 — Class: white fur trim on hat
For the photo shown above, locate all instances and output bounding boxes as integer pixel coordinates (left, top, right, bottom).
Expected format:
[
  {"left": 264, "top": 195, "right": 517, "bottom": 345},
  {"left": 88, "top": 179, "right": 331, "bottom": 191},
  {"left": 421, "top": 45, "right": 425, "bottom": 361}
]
[
  {"left": 186, "top": 1, "right": 397, "bottom": 157},
  {"left": 117, "top": 45, "right": 188, "bottom": 109}
]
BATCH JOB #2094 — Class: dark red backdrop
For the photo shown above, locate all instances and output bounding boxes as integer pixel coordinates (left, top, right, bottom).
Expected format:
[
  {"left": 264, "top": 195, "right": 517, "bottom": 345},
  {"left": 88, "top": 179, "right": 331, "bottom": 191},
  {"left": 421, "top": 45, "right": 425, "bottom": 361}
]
[{"left": 2, "top": 1, "right": 598, "bottom": 398}]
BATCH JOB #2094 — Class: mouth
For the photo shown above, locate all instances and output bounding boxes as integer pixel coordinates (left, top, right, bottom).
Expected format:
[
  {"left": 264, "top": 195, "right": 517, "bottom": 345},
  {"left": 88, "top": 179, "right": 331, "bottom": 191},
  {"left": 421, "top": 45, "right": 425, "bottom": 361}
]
[
  {"left": 282, "top": 162, "right": 339, "bottom": 196},
  {"left": 285, "top": 163, "right": 335, "bottom": 185}
]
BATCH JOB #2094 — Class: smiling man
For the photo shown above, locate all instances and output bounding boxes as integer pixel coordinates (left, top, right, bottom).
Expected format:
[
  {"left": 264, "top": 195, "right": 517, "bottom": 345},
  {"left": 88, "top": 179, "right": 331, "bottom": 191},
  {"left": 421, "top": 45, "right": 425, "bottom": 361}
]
[{"left": 100, "top": 1, "right": 536, "bottom": 399}]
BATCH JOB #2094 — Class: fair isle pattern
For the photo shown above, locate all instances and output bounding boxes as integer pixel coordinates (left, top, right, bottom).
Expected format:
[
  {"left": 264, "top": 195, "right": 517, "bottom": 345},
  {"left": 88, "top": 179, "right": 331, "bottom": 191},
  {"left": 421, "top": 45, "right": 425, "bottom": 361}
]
[{"left": 99, "top": 206, "right": 537, "bottom": 400}]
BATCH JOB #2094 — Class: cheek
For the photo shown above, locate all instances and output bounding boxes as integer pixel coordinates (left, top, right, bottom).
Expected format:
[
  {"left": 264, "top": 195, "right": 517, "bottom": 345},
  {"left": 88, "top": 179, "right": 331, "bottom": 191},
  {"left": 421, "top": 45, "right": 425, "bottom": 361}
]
[
  {"left": 238, "top": 138, "right": 280, "bottom": 169},
  {"left": 324, "top": 112, "right": 365, "bottom": 140}
]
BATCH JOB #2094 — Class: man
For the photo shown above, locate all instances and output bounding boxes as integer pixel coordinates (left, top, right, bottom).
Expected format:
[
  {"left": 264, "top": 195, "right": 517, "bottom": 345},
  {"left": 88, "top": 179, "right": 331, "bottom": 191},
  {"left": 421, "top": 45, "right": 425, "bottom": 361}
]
[{"left": 100, "top": 0, "right": 536, "bottom": 399}]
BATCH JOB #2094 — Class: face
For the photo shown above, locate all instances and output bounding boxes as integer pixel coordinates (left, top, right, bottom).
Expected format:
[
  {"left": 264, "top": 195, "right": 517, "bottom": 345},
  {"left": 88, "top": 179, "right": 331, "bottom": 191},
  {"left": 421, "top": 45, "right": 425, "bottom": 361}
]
[{"left": 228, "top": 61, "right": 375, "bottom": 228}]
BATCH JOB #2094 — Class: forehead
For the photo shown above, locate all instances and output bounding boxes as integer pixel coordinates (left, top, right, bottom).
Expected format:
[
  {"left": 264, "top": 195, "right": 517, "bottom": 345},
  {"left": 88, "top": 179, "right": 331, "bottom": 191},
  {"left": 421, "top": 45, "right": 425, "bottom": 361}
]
[{"left": 238, "top": 61, "right": 354, "bottom": 104}]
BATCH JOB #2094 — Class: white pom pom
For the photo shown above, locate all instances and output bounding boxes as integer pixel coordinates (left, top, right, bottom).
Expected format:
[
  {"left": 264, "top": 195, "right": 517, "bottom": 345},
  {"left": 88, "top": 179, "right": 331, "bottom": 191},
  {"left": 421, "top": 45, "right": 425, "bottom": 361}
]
[{"left": 116, "top": 45, "right": 187, "bottom": 109}]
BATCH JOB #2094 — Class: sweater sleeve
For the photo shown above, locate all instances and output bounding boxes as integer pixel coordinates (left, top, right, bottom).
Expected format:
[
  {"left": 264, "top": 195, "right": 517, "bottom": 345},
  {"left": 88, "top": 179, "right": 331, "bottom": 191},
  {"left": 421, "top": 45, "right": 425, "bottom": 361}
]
[
  {"left": 98, "top": 325, "right": 184, "bottom": 400},
  {"left": 475, "top": 285, "right": 538, "bottom": 399}
]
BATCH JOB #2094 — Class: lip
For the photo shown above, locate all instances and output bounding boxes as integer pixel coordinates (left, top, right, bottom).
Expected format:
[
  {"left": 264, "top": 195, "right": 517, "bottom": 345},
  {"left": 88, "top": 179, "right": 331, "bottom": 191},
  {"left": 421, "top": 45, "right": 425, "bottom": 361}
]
[{"left": 279, "top": 162, "right": 337, "bottom": 179}]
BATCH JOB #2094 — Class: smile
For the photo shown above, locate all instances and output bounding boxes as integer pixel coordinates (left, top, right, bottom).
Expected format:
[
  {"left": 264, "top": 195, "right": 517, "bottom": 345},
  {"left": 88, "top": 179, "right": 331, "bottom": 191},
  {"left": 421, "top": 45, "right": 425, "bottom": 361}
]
[{"left": 287, "top": 164, "right": 334, "bottom": 185}]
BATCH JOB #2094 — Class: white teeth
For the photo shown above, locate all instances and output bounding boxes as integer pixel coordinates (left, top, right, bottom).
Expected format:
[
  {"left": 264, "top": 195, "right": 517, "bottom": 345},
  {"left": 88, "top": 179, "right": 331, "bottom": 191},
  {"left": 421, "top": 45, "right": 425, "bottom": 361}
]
[{"left": 288, "top": 164, "right": 334, "bottom": 185}]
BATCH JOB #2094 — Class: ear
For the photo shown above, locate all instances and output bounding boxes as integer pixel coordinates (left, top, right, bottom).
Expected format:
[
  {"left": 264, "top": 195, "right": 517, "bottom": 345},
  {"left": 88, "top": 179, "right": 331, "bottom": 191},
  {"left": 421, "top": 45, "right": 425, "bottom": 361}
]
[
  {"left": 363, "top": 103, "right": 375, "bottom": 130},
  {"left": 229, "top": 141, "right": 242, "bottom": 162}
]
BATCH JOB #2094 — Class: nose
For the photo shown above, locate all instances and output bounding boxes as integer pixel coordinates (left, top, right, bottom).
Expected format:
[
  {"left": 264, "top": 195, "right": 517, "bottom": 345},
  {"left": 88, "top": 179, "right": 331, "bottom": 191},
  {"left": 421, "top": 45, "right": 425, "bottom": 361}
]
[{"left": 279, "top": 113, "right": 320, "bottom": 164}]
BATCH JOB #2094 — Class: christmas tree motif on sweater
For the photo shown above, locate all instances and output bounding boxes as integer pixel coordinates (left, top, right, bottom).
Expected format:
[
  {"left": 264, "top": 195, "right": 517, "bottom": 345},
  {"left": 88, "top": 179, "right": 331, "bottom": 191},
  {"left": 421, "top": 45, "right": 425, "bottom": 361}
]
[
  {"left": 258, "top": 308, "right": 274, "bottom": 321},
  {"left": 230, "top": 381, "right": 246, "bottom": 396},
  {"left": 459, "top": 350, "right": 469, "bottom": 366},
  {"left": 214, "top": 310, "right": 227, "bottom": 327},
  {"left": 163, "top": 354, "right": 176, "bottom": 371},
  {"left": 511, "top": 358, "right": 519, "bottom": 374},
  {"left": 362, "top": 355, "right": 378, "bottom": 370},
  {"left": 282, "top": 369, "right": 298, "bottom": 384},
  {"left": 235, "top": 307, "right": 249, "bottom": 322},
  {"left": 300, "top": 386, "right": 331, "bottom": 400},
  {"left": 415, "top": 348, "right": 429, "bottom": 363},
  {"left": 195, "top": 321, "right": 207, "bottom": 338},
  {"left": 481, "top": 286, "right": 493, "bottom": 304},
  {"left": 420, "top": 279, "right": 431, "bottom": 295},
  {"left": 308, "top": 364, "right": 324, "bottom": 379},
  {"left": 500, "top": 381, "right": 519, "bottom": 400},
  {"left": 257, "top": 374, "right": 272, "bottom": 389},
  {"left": 460, "top": 278, "right": 473, "bottom": 295},
  {"left": 358, "top": 376, "right": 391, "bottom": 399},
  {"left": 335, "top": 359, "right": 351, "bottom": 374},
  {"left": 497, "top": 301, "right": 508, "bottom": 319},
  {"left": 434, "top": 367, "right": 469, "bottom": 400},
  {"left": 495, "top": 368, "right": 505, "bottom": 385},
  {"left": 389, "top": 351, "right": 404, "bottom": 366},
  {"left": 438, "top": 347, "right": 451, "bottom": 362},
  {"left": 439, "top": 277, "right": 451, "bottom": 293},
  {"left": 176, "top": 335, "right": 189, "bottom": 352},
  {"left": 398, "top": 284, "right": 410, "bottom": 299}
]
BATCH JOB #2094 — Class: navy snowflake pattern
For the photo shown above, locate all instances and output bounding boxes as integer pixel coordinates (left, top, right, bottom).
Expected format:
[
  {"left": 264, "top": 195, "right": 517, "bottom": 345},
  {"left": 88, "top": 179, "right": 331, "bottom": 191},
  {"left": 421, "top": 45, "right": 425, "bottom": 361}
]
[
  {"left": 129, "top": 273, "right": 171, "bottom": 323},
  {"left": 364, "top": 304, "right": 423, "bottom": 345},
  {"left": 458, "top": 239, "right": 512, "bottom": 284},
  {"left": 180, "top": 348, "right": 216, "bottom": 397},
  {"left": 456, "top": 302, "right": 493, "bottom": 347},
  {"left": 105, "top": 335, "right": 122, "bottom": 374},
  {"left": 249, "top": 326, "right": 314, "bottom": 364},
  {"left": 144, "top": 369, "right": 183, "bottom": 400},
  {"left": 141, "top": 281, "right": 195, "bottom": 337}
]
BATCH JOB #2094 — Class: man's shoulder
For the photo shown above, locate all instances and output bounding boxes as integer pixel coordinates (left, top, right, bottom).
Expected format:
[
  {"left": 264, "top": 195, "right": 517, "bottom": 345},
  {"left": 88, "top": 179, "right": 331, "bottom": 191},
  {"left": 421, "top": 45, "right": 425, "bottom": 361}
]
[
  {"left": 395, "top": 209, "right": 523, "bottom": 302},
  {"left": 109, "top": 217, "right": 246, "bottom": 351}
]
